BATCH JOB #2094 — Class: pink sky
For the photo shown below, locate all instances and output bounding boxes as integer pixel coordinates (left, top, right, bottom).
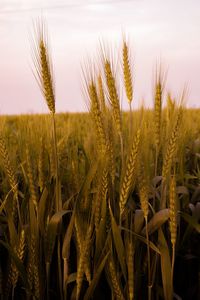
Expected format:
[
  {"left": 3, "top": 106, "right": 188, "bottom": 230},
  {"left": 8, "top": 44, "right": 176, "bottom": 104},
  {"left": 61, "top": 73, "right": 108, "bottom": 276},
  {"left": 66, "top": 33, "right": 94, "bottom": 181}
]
[{"left": 0, "top": 0, "right": 199, "bottom": 114}]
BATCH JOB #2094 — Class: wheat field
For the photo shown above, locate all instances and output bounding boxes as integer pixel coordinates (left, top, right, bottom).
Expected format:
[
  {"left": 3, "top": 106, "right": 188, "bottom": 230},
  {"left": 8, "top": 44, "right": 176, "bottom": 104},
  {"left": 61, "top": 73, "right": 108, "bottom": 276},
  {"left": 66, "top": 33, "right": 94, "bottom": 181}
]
[{"left": 0, "top": 24, "right": 199, "bottom": 300}]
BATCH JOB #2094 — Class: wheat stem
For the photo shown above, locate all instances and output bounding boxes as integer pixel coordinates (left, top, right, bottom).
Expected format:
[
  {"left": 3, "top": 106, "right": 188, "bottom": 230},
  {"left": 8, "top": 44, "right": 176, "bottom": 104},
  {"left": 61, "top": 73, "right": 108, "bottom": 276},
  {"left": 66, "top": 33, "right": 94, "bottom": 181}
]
[{"left": 145, "top": 217, "right": 151, "bottom": 300}]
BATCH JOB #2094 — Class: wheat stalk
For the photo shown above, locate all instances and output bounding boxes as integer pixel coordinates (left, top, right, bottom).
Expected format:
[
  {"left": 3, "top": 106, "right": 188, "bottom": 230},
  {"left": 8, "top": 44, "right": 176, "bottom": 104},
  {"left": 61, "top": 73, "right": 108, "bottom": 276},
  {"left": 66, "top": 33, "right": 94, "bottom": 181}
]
[
  {"left": 127, "top": 239, "right": 134, "bottom": 300},
  {"left": 38, "top": 137, "right": 45, "bottom": 192},
  {"left": 123, "top": 38, "right": 133, "bottom": 136},
  {"left": 138, "top": 163, "right": 151, "bottom": 299},
  {"left": 33, "top": 20, "right": 61, "bottom": 213},
  {"left": 26, "top": 147, "right": 38, "bottom": 209}
]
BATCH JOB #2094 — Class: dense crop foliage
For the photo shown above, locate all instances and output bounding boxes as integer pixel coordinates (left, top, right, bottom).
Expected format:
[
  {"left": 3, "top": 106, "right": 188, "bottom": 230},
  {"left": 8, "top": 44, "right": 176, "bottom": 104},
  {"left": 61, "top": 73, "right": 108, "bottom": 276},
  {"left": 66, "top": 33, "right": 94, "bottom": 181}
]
[{"left": 0, "top": 24, "right": 199, "bottom": 300}]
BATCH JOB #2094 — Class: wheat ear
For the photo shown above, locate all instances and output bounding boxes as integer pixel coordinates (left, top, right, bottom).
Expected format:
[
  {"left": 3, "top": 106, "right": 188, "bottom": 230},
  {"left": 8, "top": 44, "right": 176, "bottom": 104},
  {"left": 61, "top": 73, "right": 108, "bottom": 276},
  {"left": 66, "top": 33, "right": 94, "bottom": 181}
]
[
  {"left": 6, "top": 229, "right": 26, "bottom": 298},
  {"left": 76, "top": 221, "right": 93, "bottom": 300},
  {"left": 104, "top": 59, "right": 122, "bottom": 137},
  {"left": 27, "top": 236, "right": 40, "bottom": 299},
  {"left": 123, "top": 39, "right": 133, "bottom": 104},
  {"left": 33, "top": 21, "right": 55, "bottom": 114},
  {"left": 95, "top": 167, "right": 108, "bottom": 231},
  {"left": 0, "top": 137, "right": 21, "bottom": 225},
  {"left": 120, "top": 128, "right": 141, "bottom": 217},
  {"left": 108, "top": 258, "right": 125, "bottom": 300},
  {"left": 138, "top": 163, "right": 151, "bottom": 300},
  {"left": 162, "top": 108, "right": 183, "bottom": 180},
  {"left": 88, "top": 81, "right": 107, "bottom": 154},
  {"left": 97, "top": 74, "right": 106, "bottom": 113},
  {"left": 169, "top": 174, "right": 177, "bottom": 286},
  {"left": 154, "top": 76, "right": 162, "bottom": 151}
]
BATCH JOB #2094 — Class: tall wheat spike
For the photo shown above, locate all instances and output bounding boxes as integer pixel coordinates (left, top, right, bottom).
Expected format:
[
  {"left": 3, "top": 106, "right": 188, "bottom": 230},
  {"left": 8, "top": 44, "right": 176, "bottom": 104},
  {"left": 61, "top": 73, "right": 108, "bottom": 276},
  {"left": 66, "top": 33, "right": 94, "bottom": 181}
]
[
  {"left": 162, "top": 107, "right": 183, "bottom": 180},
  {"left": 123, "top": 39, "right": 133, "bottom": 104},
  {"left": 97, "top": 74, "right": 106, "bottom": 113},
  {"left": 33, "top": 20, "right": 55, "bottom": 114},
  {"left": 104, "top": 59, "right": 122, "bottom": 137},
  {"left": 154, "top": 72, "right": 162, "bottom": 150},
  {"left": 88, "top": 81, "right": 108, "bottom": 154},
  {"left": 33, "top": 20, "right": 61, "bottom": 216},
  {"left": 120, "top": 128, "right": 141, "bottom": 217},
  {"left": 123, "top": 38, "right": 133, "bottom": 135}
]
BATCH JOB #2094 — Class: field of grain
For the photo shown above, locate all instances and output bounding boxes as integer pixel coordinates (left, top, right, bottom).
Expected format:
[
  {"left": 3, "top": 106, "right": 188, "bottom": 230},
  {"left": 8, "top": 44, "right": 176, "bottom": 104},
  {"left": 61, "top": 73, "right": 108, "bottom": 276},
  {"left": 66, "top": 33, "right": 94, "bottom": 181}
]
[{"left": 0, "top": 24, "right": 199, "bottom": 300}]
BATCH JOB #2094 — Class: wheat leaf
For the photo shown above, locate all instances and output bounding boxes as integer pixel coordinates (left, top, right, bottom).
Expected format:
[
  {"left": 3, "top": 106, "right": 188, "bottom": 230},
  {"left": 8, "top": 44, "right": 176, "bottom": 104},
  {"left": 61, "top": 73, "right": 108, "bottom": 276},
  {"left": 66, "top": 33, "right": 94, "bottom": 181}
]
[
  {"left": 0, "top": 240, "right": 29, "bottom": 288},
  {"left": 45, "top": 210, "right": 70, "bottom": 263},
  {"left": 38, "top": 186, "right": 48, "bottom": 234},
  {"left": 83, "top": 252, "right": 109, "bottom": 300},
  {"left": 141, "top": 209, "right": 170, "bottom": 235},
  {"left": 158, "top": 228, "right": 173, "bottom": 300},
  {"left": 109, "top": 203, "right": 127, "bottom": 279}
]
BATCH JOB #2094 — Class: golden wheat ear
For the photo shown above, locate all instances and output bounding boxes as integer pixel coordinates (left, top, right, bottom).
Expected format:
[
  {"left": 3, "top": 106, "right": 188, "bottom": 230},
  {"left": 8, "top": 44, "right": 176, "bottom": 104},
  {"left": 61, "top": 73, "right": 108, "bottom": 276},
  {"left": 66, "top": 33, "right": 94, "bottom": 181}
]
[
  {"left": 122, "top": 37, "right": 133, "bottom": 104},
  {"left": 154, "top": 63, "right": 165, "bottom": 151},
  {"left": 32, "top": 19, "right": 55, "bottom": 114},
  {"left": 88, "top": 80, "right": 107, "bottom": 155}
]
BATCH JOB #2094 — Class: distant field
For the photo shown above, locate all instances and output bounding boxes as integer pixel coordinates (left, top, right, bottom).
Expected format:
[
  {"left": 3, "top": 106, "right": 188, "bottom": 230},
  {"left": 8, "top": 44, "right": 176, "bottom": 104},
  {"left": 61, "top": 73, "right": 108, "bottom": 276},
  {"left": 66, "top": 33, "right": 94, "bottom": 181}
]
[{"left": 0, "top": 108, "right": 200, "bottom": 300}]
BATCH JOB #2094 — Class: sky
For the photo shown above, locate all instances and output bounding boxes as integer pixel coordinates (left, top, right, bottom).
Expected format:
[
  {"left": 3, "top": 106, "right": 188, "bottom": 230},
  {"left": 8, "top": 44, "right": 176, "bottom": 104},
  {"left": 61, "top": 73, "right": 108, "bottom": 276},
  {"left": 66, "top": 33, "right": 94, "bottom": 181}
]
[{"left": 0, "top": 0, "right": 199, "bottom": 114}]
